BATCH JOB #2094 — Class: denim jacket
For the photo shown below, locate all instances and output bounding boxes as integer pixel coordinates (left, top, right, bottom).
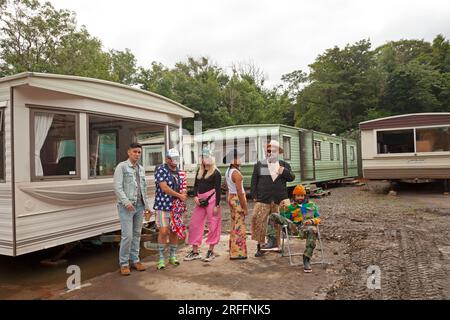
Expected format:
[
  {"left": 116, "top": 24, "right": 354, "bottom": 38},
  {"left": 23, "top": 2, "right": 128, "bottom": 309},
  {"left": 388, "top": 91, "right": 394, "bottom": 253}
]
[{"left": 113, "top": 159, "right": 150, "bottom": 209}]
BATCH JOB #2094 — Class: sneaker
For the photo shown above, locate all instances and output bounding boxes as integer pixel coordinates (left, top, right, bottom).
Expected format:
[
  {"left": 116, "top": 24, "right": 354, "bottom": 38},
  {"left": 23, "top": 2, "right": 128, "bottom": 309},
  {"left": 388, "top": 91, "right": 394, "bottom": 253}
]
[
  {"left": 303, "top": 255, "right": 312, "bottom": 273},
  {"left": 184, "top": 250, "right": 202, "bottom": 261},
  {"left": 203, "top": 251, "right": 215, "bottom": 262},
  {"left": 157, "top": 260, "right": 166, "bottom": 270},
  {"left": 131, "top": 262, "right": 147, "bottom": 271},
  {"left": 120, "top": 266, "right": 131, "bottom": 276},
  {"left": 169, "top": 256, "right": 180, "bottom": 266},
  {"left": 254, "top": 250, "right": 265, "bottom": 257}
]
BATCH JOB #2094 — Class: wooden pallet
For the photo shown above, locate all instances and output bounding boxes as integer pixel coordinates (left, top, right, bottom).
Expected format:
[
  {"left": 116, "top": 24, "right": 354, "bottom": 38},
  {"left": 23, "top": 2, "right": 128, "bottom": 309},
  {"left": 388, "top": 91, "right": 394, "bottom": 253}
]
[{"left": 306, "top": 184, "right": 331, "bottom": 198}]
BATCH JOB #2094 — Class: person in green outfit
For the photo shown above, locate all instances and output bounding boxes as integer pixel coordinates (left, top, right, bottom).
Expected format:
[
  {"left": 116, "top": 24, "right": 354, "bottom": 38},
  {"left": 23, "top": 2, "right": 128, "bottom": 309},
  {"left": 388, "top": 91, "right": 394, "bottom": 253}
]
[{"left": 266, "top": 184, "right": 321, "bottom": 273}]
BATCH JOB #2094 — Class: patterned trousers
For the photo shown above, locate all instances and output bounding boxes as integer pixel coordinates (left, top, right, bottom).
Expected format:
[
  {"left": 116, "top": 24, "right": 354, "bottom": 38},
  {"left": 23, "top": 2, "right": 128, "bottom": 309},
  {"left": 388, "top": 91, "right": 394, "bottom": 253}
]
[{"left": 251, "top": 202, "right": 280, "bottom": 245}]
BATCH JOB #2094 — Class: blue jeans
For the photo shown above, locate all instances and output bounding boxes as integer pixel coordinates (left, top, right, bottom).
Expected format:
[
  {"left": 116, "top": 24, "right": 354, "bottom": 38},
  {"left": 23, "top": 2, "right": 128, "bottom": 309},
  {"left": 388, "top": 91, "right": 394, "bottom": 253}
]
[{"left": 118, "top": 202, "right": 145, "bottom": 267}]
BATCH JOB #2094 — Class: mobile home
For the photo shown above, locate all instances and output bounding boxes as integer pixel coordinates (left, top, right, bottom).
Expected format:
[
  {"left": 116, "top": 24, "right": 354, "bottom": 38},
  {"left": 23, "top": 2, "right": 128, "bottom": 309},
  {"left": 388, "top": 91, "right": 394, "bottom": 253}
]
[
  {"left": 360, "top": 113, "right": 450, "bottom": 181},
  {"left": 195, "top": 124, "right": 359, "bottom": 189},
  {"left": 0, "top": 72, "right": 196, "bottom": 256}
]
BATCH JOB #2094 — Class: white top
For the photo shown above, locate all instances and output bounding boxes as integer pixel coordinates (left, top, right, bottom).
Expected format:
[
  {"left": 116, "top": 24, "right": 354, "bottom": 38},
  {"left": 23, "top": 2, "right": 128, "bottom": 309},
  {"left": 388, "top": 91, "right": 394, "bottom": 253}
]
[
  {"left": 225, "top": 167, "right": 244, "bottom": 194},
  {"left": 267, "top": 161, "right": 280, "bottom": 182}
]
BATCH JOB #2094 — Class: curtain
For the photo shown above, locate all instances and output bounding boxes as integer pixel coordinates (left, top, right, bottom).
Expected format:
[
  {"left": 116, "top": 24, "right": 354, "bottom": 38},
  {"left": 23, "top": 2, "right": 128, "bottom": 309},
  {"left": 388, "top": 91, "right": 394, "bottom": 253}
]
[
  {"left": 35, "top": 113, "right": 54, "bottom": 176},
  {"left": 89, "top": 130, "right": 99, "bottom": 177}
]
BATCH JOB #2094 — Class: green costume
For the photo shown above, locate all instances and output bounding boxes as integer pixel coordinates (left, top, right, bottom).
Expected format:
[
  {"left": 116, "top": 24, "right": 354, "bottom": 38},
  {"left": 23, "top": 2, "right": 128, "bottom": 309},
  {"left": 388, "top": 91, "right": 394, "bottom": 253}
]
[{"left": 267, "top": 199, "right": 320, "bottom": 258}]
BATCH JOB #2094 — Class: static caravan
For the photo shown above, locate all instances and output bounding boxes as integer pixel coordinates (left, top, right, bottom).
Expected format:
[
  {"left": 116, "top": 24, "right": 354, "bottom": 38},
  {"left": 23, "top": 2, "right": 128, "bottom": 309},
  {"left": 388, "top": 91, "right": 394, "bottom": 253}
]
[
  {"left": 360, "top": 113, "right": 450, "bottom": 181},
  {"left": 195, "top": 124, "right": 359, "bottom": 189},
  {"left": 0, "top": 72, "right": 196, "bottom": 256}
]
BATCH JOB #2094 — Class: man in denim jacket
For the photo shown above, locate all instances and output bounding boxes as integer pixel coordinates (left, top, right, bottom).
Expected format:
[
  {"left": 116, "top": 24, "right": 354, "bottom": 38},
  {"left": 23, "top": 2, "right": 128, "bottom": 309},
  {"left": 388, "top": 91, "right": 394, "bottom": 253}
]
[{"left": 114, "top": 143, "right": 150, "bottom": 276}]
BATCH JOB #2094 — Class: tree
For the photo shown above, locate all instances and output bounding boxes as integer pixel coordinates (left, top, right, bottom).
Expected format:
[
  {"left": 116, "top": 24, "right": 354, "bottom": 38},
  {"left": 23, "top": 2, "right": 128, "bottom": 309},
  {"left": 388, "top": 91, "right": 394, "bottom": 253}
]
[
  {"left": 382, "top": 61, "right": 446, "bottom": 114},
  {"left": 376, "top": 36, "right": 450, "bottom": 114},
  {"left": 52, "top": 27, "right": 111, "bottom": 79},
  {"left": 0, "top": 0, "right": 77, "bottom": 75},
  {"left": 294, "top": 39, "right": 380, "bottom": 134},
  {"left": 108, "top": 48, "right": 137, "bottom": 85},
  {"left": 0, "top": 0, "right": 133, "bottom": 83}
]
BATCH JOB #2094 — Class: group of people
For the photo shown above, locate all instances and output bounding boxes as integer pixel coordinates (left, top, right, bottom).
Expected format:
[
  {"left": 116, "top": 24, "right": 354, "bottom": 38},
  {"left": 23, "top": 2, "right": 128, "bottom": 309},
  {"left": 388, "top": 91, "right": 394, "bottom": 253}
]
[{"left": 113, "top": 140, "right": 321, "bottom": 276}]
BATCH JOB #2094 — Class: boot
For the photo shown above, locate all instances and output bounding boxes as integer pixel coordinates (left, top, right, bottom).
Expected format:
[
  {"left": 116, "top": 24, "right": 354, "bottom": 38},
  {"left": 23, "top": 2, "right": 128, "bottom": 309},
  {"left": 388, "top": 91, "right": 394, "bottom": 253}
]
[
  {"left": 303, "top": 255, "right": 312, "bottom": 273},
  {"left": 261, "top": 236, "right": 278, "bottom": 251}
]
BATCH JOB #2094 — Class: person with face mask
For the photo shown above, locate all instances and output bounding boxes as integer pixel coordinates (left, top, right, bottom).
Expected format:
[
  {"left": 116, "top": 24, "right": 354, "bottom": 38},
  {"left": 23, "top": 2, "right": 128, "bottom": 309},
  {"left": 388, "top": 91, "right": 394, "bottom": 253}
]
[{"left": 250, "top": 140, "right": 295, "bottom": 257}]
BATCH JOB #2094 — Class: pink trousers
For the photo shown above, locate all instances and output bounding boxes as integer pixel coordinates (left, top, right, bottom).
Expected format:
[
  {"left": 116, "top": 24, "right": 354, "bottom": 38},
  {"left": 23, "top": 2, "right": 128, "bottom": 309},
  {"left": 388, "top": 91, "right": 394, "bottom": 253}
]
[{"left": 187, "top": 189, "right": 222, "bottom": 246}]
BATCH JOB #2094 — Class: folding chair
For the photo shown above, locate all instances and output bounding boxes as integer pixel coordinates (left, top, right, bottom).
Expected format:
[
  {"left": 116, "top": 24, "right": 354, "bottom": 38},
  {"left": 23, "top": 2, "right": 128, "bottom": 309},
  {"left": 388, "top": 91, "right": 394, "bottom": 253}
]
[{"left": 280, "top": 223, "right": 327, "bottom": 268}]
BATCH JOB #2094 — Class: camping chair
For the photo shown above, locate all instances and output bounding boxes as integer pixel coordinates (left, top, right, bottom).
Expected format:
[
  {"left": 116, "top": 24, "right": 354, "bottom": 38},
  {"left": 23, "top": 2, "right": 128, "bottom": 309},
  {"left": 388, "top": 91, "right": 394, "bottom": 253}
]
[{"left": 280, "top": 222, "right": 327, "bottom": 268}]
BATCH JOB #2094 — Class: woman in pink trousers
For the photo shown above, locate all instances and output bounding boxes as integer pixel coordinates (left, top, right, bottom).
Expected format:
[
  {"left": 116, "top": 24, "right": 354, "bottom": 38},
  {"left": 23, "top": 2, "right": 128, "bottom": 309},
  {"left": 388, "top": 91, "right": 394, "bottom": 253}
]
[{"left": 184, "top": 148, "right": 222, "bottom": 262}]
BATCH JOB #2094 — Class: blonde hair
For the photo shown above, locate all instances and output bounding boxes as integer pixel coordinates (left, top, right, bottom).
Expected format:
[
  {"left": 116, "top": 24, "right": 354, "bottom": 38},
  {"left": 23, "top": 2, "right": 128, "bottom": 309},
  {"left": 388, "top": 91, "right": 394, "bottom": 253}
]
[{"left": 197, "top": 156, "right": 218, "bottom": 180}]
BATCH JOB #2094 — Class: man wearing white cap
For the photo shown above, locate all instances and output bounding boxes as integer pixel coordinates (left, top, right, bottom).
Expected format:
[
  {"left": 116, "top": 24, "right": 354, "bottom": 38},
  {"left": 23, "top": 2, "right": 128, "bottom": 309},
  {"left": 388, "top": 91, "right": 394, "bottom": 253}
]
[
  {"left": 153, "top": 148, "right": 187, "bottom": 269},
  {"left": 250, "top": 139, "right": 295, "bottom": 257}
]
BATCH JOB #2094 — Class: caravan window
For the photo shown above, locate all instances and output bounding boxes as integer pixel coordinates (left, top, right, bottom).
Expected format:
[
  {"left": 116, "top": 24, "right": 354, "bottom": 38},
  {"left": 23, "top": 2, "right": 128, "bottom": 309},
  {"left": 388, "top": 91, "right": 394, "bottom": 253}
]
[
  {"left": 314, "top": 141, "right": 321, "bottom": 160},
  {"left": 377, "top": 129, "right": 414, "bottom": 154},
  {"left": 336, "top": 144, "right": 340, "bottom": 161},
  {"left": 416, "top": 127, "right": 450, "bottom": 152},
  {"left": 89, "top": 115, "right": 166, "bottom": 176},
  {"left": 246, "top": 137, "right": 258, "bottom": 163},
  {"left": 31, "top": 110, "right": 79, "bottom": 180},
  {"left": 283, "top": 136, "right": 291, "bottom": 160},
  {"left": 350, "top": 146, "right": 355, "bottom": 161},
  {"left": 330, "top": 143, "right": 334, "bottom": 161},
  {"left": 0, "top": 109, "right": 4, "bottom": 181}
]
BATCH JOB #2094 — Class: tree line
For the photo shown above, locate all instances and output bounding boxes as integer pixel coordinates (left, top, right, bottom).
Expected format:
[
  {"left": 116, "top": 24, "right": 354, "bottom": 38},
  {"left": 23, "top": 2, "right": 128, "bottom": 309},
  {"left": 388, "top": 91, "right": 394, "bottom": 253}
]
[{"left": 1, "top": 0, "right": 449, "bottom": 135}]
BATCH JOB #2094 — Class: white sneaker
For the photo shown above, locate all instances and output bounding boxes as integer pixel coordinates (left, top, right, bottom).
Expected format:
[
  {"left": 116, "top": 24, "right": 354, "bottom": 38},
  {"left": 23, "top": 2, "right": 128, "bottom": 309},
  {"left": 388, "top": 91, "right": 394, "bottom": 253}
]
[{"left": 184, "top": 250, "right": 202, "bottom": 261}]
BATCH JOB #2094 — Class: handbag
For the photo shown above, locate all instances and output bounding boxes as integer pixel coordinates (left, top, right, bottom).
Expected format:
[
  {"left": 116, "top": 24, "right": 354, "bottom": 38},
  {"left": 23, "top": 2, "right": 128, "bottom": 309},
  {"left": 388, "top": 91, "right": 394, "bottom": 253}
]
[{"left": 199, "top": 192, "right": 215, "bottom": 207}]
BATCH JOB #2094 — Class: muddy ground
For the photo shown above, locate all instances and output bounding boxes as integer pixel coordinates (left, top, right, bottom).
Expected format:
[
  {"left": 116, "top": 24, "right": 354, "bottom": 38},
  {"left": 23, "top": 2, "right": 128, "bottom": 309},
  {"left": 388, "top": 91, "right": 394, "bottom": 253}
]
[{"left": 1, "top": 182, "right": 449, "bottom": 300}]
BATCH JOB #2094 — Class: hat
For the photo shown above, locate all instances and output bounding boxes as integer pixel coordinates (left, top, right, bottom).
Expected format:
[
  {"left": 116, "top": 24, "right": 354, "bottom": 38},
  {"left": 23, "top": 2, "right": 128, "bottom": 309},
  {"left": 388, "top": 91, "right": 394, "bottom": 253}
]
[
  {"left": 223, "top": 149, "right": 244, "bottom": 164},
  {"left": 293, "top": 184, "right": 306, "bottom": 196},
  {"left": 166, "top": 148, "right": 180, "bottom": 158},
  {"left": 267, "top": 140, "right": 284, "bottom": 154},
  {"left": 200, "top": 147, "right": 212, "bottom": 157}
]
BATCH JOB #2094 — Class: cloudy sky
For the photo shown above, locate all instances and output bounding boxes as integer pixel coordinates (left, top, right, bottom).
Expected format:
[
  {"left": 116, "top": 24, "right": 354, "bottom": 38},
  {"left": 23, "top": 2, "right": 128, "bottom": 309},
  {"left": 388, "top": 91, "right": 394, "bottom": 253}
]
[{"left": 49, "top": 0, "right": 450, "bottom": 87}]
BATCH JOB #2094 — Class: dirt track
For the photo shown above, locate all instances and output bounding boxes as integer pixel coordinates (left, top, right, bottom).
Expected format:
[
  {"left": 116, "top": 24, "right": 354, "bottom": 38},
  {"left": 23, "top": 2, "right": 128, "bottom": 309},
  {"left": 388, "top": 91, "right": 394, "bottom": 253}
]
[
  {"left": 58, "top": 183, "right": 450, "bottom": 300},
  {"left": 1, "top": 183, "right": 449, "bottom": 300},
  {"left": 321, "top": 182, "right": 450, "bottom": 299}
]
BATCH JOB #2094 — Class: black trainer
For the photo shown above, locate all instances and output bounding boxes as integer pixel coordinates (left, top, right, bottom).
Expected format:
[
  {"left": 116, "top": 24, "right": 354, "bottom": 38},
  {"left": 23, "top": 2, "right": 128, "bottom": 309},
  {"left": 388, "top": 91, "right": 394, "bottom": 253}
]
[
  {"left": 261, "top": 237, "right": 278, "bottom": 251},
  {"left": 255, "top": 250, "right": 265, "bottom": 257},
  {"left": 204, "top": 250, "right": 215, "bottom": 262}
]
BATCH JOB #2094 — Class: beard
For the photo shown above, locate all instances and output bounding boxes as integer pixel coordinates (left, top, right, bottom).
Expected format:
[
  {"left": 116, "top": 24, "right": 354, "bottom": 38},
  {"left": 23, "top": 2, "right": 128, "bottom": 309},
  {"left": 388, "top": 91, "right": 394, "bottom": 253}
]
[{"left": 266, "top": 153, "right": 279, "bottom": 162}]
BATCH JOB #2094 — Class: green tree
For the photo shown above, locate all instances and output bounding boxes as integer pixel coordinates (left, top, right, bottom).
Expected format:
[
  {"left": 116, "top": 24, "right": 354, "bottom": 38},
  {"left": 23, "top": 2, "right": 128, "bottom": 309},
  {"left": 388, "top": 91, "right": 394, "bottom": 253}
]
[
  {"left": 294, "top": 39, "right": 380, "bottom": 134},
  {"left": 0, "top": 0, "right": 77, "bottom": 75},
  {"left": 0, "top": 0, "right": 133, "bottom": 83},
  {"left": 382, "top": 61, "right": 446, "bottom": 114},
  {"left": 52, "top": 27, "right": 111, "bottom": 79},
  {"left": 376, "top": 36, "right": 450, "bottom": 114},
  {"left": 108, "top": 48, "right": 137, "bottom": 85}
]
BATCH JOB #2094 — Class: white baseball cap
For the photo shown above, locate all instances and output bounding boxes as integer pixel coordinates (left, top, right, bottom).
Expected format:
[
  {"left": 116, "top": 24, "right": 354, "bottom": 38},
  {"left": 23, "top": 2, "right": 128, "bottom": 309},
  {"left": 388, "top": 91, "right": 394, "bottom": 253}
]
[{"left": 166, "top": 148, "right": 180, "bottom": 158}]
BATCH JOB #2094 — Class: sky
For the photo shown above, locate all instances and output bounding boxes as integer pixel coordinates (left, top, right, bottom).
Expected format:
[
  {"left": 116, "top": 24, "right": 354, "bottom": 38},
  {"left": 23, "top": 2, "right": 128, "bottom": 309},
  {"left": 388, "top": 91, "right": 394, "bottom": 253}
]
[{"left": 49, "top": 0, "right": 450, "bottom": 87}]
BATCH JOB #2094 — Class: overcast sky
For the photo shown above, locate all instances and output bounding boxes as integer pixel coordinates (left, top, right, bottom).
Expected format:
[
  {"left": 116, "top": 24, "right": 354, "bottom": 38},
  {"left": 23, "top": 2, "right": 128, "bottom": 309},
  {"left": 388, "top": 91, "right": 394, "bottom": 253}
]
[{"left": 49, "top": 0, "right": 450, "bottom": 87}]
